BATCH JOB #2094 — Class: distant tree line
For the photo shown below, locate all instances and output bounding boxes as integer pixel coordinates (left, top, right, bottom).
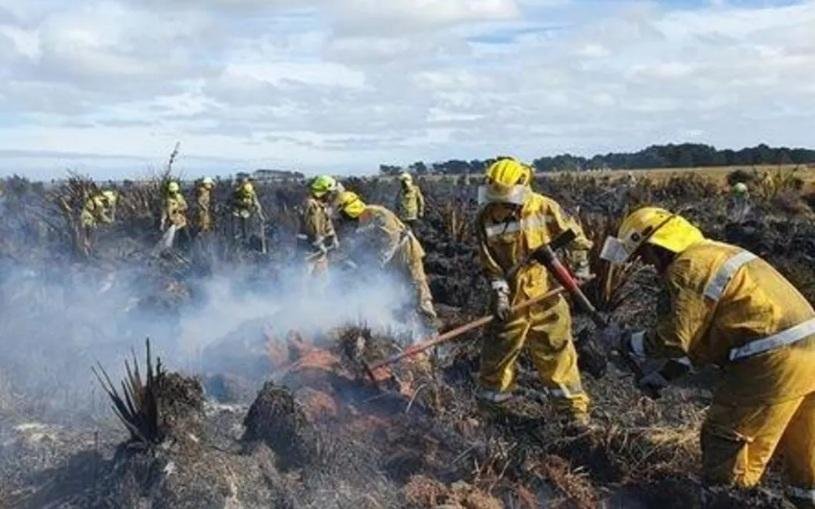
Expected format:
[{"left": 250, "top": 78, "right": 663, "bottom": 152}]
[{"left": 379, "top": 144, "right": 815, "bottom": 176}]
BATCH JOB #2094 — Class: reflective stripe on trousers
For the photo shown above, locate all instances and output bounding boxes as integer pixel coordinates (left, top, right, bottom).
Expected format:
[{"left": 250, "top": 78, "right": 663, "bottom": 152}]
[
  {"left": 729, "top": 318, "right": 815, "bottom": 361},
  {"left": 788, "top": 486, "right": 815, "bottom": 503},
  {"left": 484, "top": 213, "right": 555, "bottom": 238},
  {"left": 477, "top": 388, "right": 513, "bottom": 404},
  {"left": 704, "top": 250, "right": 757, "bottom": 301},
  {"left": 549, "top": 381, "right": 585, "bottom": 399}
]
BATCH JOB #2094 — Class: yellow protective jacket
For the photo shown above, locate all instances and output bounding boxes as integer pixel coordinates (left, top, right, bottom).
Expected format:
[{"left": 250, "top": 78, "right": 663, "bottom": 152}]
[
  {"left": 477, "top": 192, "right": 592, "bottom": 304},
  {"left": 163, "top": 193, "right": 188, "bottom": 229},
  {"left": 301, "top": 197, "right": 336, "bottom": 246},
  {"left": 195, "top": 185, "right": 213, "bottom": 231},
  {"left": 232, "top": 188, "right": 263, "bottom": 219},
  {"left": 644, "top": 239, "right": 815, "bottom": 406},
  {"left": 80, "top": 195, "right": 114, "bottom": 228},
  {"left": 356, "top": 205, "right": 425, "bottom": 267},
  {"left": 397, "top": 183, "right": 425, "bottom": 221}
]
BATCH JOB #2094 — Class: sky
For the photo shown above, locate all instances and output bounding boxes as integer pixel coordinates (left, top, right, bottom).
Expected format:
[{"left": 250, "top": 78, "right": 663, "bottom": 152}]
[{"left": 0, "top": 0, "right": 813, "bottom": 180}]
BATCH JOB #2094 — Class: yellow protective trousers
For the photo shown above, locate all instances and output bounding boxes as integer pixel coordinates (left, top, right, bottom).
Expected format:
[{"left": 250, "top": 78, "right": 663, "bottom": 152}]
[
  {"left": 479, "top": 296, "right": 589, "bottom": 419},
  {"left": 702, "top": 391, "right": 815, "bottom": 508}
]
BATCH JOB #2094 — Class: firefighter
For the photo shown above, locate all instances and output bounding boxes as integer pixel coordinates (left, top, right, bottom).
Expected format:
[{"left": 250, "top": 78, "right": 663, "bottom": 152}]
[
  {"left": 79, "top": 189, "right": 117, "bottom": 256},
  {"left": 195, "top": 177, "right": 215, "bottom": 233},
  {"left": 396, "top": 172, "right": 425, "bottom": 228},
  {"left": 230, "top": 179, "right": 265, "bottom": 249},
  {"left": 600, "top": 206, "right": 815, "bottom": 508},
  {"left": 335, "top": 191, "right": 437, "bottom": 323},
  {"left": 301, "top": 175, "right": 340, "bottom": 275},
  {"left": 476, "top": 157, "right": 592, "bottom": 429},
  {"left": 159, "top": 181, "right": 189, "bottom": 250}
]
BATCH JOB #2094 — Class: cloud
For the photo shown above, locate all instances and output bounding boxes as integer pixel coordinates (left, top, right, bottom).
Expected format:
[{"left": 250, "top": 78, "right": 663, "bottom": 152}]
[{"left": 0, "top": 0, "right": 813, "bottom": 178}]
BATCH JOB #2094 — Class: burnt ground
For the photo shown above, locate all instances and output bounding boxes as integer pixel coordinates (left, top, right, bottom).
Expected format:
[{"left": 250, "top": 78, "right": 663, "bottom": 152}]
[{"left": 1, "top": 171, "right": 814, "bottom": 508}]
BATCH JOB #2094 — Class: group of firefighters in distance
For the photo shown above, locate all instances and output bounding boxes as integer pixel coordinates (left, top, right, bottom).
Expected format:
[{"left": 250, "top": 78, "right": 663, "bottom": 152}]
[
  {"left": 78, "top": 158, "right": 813, "bottom": 507},
  {"left": 80, "top": 177, "right": 266, "bottom": 255}
]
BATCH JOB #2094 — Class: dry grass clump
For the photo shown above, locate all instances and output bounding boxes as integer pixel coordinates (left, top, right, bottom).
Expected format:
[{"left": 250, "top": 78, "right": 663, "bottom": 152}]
[
  {"left": 589, "top": 402, "right": 705, "bottom": 483},
  {"left": 48, "top": 174, "right": 101, "bottom": 256},
  {"left": 579, "top": 211, "right": 644, "bottom": 313},
  {"left": 92, "top": 339, "right": 162, "bottom": 445},
  {"left": 403, "top": 475, "right": 503, "bottom": 509},
  {"left": 530, "top": 454, "right": 599, "bottom": 509}
]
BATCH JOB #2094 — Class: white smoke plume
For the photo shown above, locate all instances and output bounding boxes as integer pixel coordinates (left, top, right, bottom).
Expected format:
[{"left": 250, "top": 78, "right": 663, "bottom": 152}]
[{"left": 0, "top": 254, "right": 421, "bottom": 421}]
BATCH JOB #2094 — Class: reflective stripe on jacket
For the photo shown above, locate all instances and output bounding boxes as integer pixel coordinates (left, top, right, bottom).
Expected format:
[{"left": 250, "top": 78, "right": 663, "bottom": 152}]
[
  {"left": 647, "top": 239, "right": 815, "bottom": 405},
  {"left": 477, "top": 192, "right": 592, "bottom": 304}
]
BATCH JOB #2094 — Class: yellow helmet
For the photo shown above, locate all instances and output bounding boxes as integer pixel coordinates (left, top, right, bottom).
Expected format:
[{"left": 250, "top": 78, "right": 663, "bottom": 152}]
[
  {"left": 241, "top": 181, "right": 254, "bottom": 194},
  {"left": 399, "top": 172, "right": 412, "bottom": 183},
  {"left": 479, "top": 157, "right": 532, "bottom": 206},
  {"left": 601, "top": 207, "right": 704, "bottom": 264},
  {"left": 202, "top": 177, "right": 215, "bottom": 187},
  {"left": 167, "top": 181, "right": 180, "bottom": 193},
  {"left": 336, "top": 191, "right": 366, "bottom": 219}
]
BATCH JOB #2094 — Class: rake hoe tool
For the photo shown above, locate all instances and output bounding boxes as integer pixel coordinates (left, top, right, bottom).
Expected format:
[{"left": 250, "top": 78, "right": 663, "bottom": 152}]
[{"left": 363, "top": 285, "right": 570, "bottom": 382}]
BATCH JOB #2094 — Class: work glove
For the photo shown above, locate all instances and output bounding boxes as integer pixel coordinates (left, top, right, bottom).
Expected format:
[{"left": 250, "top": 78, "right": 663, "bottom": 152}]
[
  {"left": 597, "top": 322, "right": 624, "bottom": 351},
  {"left": 636, "top": 369, "right": 668, "bottom": 399},
  {"left": 490, "top": 280, "right": 511, "bottom": 322},
  {"left": 312, "top": 239, "right": 329, "bottom": 256},
  {"left": 637, "top": 358, "right": 691, "bottom": 399},
  {"left": 570, "top": 251, "right": 592, "bottom": 281},
  {"left": 327, "top": 236, "right": 340, "bottom": 251},
  {"left": 573, "top": 261, "right": 592, "bottom": 281}
]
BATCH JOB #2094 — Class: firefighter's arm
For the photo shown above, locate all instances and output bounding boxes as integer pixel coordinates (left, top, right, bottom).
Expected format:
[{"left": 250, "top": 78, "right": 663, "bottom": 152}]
[
  {"left": 547, "top": 200, "right": 592, "bottom": 278},
  {"left": 254, "top": 195, "right": 266, "bottom": 221},
  {"left": 302, "top": 201, "right": 320, "bottom": 241},
  {"left": 99, "top": 205, "right": 114, "bottom": 224},
  {"left": 160, "top": 200, "right": 171, "bottom": 230},
  {"left": 416, "top": 186, "right": 425, "bottom": 217},
  {"left": 476, "top": 214, "right": 505, "bottom": 288},
  {"left": 377, "top": 217, "right": 402, "bottom": 265},
  {"left": 643, "top": 265, "right": 710, "bottom": 361}
]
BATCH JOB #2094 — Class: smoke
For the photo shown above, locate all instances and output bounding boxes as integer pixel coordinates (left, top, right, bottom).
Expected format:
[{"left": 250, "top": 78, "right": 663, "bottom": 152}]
[{"left": 0, "top": 252, "right": 420, "bottom": 422}]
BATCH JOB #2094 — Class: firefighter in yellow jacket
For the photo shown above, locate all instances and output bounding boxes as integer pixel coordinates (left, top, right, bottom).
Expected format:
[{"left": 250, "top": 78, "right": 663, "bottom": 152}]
[
  {"left": 79, "top": 189, "right": 117, "bottom": 255},
  {"left": 301, "top": 175, "right": 340, "bottom": 275},
  {"left": 476, "top": 157, "right": 592, "bottom": 427},
  {"left": 231, "top": 179, "right": 265, "bottom": 248},
  {"left": 600, "top": 207, "right": 815, "bottom": 508},
  {"left": 159, "top": 181, "right": 189, "bottom": 249},
  {"left": 335, "top": 191, "right": 437, "bottom": 322},
  {"left": 396, "top": 172, "right": 425, "bottom": 227},
  {"left": 195, "top": 177, "right": 215, "bottom": 233}
]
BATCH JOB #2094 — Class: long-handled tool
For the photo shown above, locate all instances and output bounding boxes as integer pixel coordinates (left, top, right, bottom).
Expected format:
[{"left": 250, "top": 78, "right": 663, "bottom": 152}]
[
  {"left": 364, "top": 285, "right": 571, "bottom": 381},
  {"left": 530, "top": 241, "right": 664, "bottom": 394}
]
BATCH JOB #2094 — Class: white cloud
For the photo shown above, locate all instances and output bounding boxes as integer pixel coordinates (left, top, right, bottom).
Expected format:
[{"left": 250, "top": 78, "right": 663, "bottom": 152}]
[{"left": 0, "top": 0, "right": 813, "bottom": 178}]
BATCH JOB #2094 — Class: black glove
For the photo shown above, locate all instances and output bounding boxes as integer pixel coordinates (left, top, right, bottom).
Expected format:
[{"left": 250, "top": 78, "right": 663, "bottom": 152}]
[{"left": 636, "top": 370, "right": 667, "bottom": 399}]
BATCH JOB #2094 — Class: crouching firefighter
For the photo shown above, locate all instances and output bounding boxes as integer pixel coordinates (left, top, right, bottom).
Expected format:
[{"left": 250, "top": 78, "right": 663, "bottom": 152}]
[
  {"left": 335, "top": 191, "right": 437, "bottom": 326},
  {"left": 476, "top": 157, "right": 593, "bottom": 430},
  {"left": 300, "top": 175, "right": 341, "bottom": 276},
  {"left": 600, "top": 207, "right": 815, "bottom": 508}
]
